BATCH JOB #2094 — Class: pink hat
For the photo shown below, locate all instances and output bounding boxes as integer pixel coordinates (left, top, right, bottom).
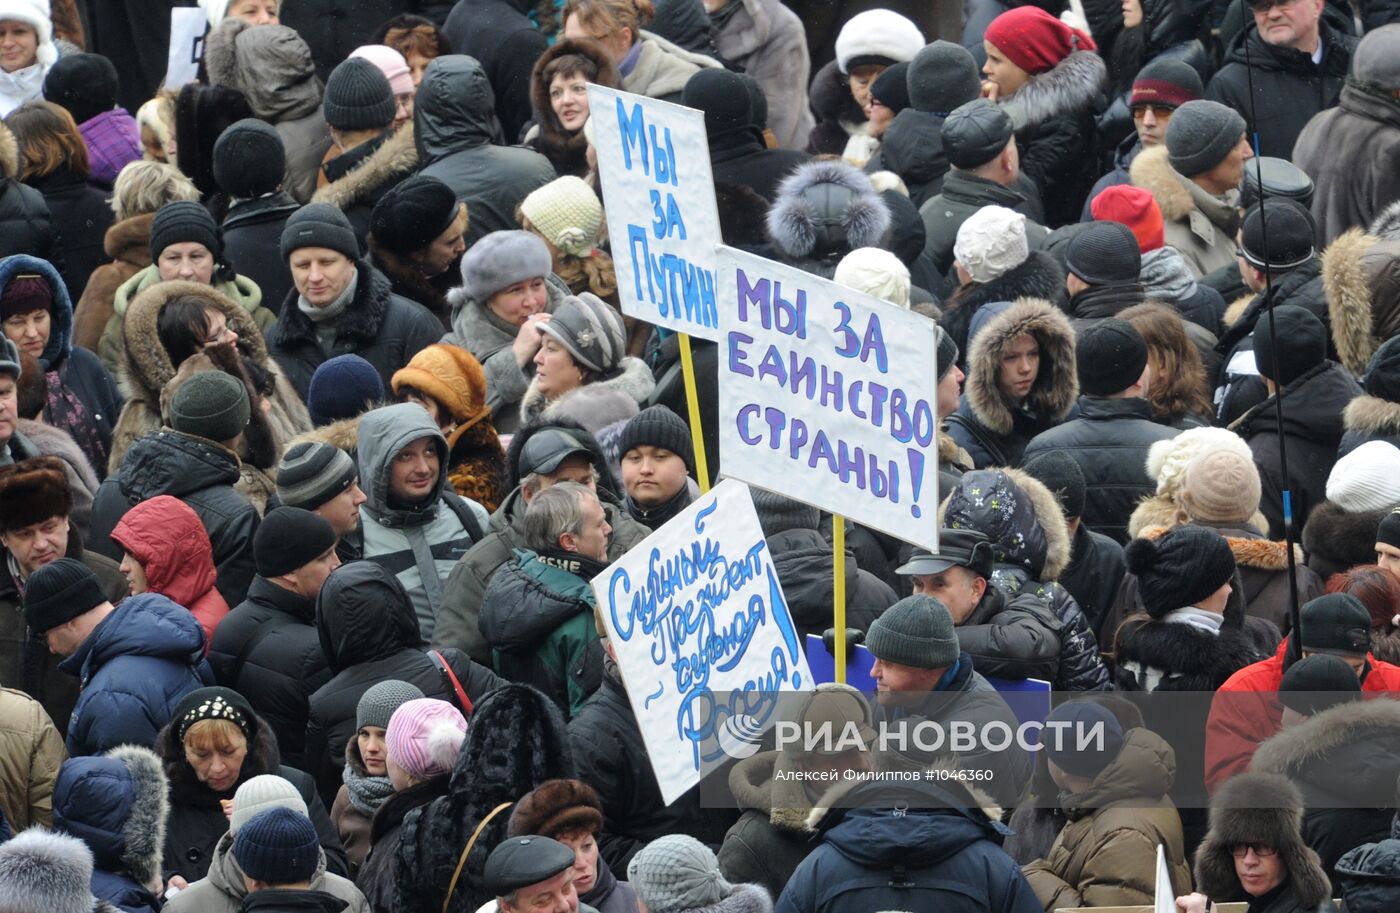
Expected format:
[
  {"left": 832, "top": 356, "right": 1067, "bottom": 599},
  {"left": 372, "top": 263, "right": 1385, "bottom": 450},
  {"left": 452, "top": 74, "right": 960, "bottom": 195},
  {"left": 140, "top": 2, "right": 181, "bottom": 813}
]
[
  {"left": 386, "top": 698, "right": 466, "bottom": 781},
  {"left": 350, "top": 45, "right": 414, "bottom": 96}
]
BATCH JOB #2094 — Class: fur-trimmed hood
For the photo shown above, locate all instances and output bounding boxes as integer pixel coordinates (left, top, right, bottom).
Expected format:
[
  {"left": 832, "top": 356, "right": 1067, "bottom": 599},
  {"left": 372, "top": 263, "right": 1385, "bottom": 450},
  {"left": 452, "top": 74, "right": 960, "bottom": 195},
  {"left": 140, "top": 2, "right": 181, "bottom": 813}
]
[
  {"left": 1251, "top": 698, "right": 1400, "bottom": 803},
  {"left": 1322, "top": 227, "right": 1400, "bottom": 376},
  {"left": 999, "top": 48, "right": 1106, "bottom": 131},
  {"left": 288, "top": 414, "right": 362, "bottom": 455},
  {"left": 52, "top": 744, "right": 168, "bottom": 888},
  {"left": 965, "top": 298, "right": 1078, "bottom": 435},
  {"left": 1130, "top": 144, "right": 1239, "bottom": 232},
  {"left": 0, "top": 828, "right": 110, "bottom": 913},
  {"left": 103, "top": 214, "right": 155, "bottom": 268},
  {"left": 766, "top": 159, "right": 890, "bottom": 261},
  {"left": 1128, "top": 495, "right": 1269, "bottom": 541},
  {"left": 312, "top": 124, "right": 419, "bottom": 212},
  {"left": 0, "top": 253, "right": 72, "bottom": 369},
  {"left": 1196, "top": 772, "right": 1331, "bottom": 907},
  {"left": 527, "top": 38, "right": 620, "bottom": 173},
  {"left": 941, "top": 465, "right": 1072, "bottom": 581},
  {"left": 520, "top": 357, "right": 655, "bottom": 427},
  {"left": 1138, "top": 523, "right": 1300, "bottom": 570},
  {"left": 1369, "top": 198, "right": 1400, "bottom": 241},
  {"left": 1345, "top": 394, "right": 1400, "bottom": 436}
]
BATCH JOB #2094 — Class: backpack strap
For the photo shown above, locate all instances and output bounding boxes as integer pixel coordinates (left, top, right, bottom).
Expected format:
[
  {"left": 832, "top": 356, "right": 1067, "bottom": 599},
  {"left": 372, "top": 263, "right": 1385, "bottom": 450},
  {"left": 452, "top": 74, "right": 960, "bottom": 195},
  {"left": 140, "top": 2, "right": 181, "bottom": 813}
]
[{"left": 443, "top": 491, "right": 485, "bottom": 542}]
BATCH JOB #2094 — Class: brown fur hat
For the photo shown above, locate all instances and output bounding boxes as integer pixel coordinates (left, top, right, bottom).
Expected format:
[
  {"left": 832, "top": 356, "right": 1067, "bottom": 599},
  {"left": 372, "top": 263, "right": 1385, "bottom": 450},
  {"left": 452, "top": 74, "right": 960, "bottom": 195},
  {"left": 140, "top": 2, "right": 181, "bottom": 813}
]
[
  {"left": 0, "top": 456, "right": 72, "bottom": 531},
  {"left": 507, "top": 778, "right": 604, "bottom": 839}
]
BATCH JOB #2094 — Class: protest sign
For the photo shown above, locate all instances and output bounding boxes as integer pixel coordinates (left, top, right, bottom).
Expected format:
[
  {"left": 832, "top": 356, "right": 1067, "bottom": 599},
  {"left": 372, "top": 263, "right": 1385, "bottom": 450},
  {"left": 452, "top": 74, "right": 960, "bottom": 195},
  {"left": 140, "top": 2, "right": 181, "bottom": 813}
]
[
  {"left": 716, "top": 245, "right": 941, "bottom": 551},
  {"left": 592, "top": 479, "right": 811, "bottom": 804},
  {"left": 166, "top": 8, "right": 206, "bottom": 89},
  {"left": 587, "top": 84, "right": 722, "bottom": 341}
]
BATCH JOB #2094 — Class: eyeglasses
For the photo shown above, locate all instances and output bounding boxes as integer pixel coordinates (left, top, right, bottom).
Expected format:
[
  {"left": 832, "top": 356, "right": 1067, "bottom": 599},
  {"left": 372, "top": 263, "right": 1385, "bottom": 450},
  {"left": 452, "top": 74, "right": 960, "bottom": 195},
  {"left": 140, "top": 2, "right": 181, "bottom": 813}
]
[
  {"left": 1229, "top": 844, "right": 1279, "bottom": 858},
  {"left": 204, "top": 321, "right": 236, "bottom": 346},
  {"left": 1131, "top": 104, "right": 1175, "bottom": 121}
]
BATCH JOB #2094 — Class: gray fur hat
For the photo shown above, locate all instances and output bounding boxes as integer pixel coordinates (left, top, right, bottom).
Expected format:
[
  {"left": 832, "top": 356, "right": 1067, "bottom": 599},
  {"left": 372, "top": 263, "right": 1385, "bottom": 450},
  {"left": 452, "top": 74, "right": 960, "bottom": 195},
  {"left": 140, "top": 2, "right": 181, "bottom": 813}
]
[
  {"left": 767, "top": 160, "right": 891, "bottom": 260},
  {"left": 460, "top": 230, "right": 553, "bottom": 303},
  {"left": 538, "top": 293, "right": 626, "bottom": 374},
  {"left": 0, "top": 827, "right": 99, "bottom": 913},
  {"left": 1194, "top": 772, "right": 1331, "bottom": 910}
]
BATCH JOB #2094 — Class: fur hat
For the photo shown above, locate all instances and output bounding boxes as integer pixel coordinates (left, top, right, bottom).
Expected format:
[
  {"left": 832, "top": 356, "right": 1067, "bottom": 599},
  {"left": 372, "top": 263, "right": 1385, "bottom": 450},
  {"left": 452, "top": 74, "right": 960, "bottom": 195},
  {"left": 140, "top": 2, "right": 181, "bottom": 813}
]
[
  {"left": 767, "top": 160, "right": 891, "bottom": 261},
  {"left": 508, "top": 778, "right": 605, "bottom": 839},
  {"left": 0, "top": 455, "right": 72, "bottom": 532},
  {"left": 460, "top": 230, "right": 553, "bottom": 303},
  {"left": 52, "top": 745, "right": 168, "bottom": 890},
  {"left": 392, "top": 343, "right": 489, "bottom": 427},
  {"left": 833, "top": 9, "right": 924, "bottom": 73},
  {"left": 0, "top": 827, "right": 99, "bottom": 913},
  {"left": 1194, "top": 772, "right": 1331, "bottom": 909}
]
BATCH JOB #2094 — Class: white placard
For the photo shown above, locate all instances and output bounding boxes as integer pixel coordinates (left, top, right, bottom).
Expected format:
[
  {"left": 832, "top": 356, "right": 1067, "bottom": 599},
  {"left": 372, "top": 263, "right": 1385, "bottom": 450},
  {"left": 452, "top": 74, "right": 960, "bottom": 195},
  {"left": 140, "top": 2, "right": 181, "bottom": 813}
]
[
  {"left": 591, "top": 479, "right": 812, "bottom": 804},
  {"left": 716, "top": 245, "right": 941, "bottom": 552},
  {"left": 587, "top": 84, "right": 722, "bottom": 341},
  {"left": 166, "top": 8, "right": 207, "bottom": 90}
]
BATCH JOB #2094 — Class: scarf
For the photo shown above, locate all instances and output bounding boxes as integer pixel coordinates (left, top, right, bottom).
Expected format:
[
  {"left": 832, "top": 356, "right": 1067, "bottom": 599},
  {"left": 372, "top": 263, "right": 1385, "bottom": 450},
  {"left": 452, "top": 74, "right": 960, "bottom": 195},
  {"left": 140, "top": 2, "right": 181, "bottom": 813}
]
[
  {"left": 536, "top": 549, "right": 608, "bottom": 581},
  {"left": 298, "top": 270, "right": 358, "bottom": 354},
  {"left": 0, "top": 63, "right": 45, "bottom": 116},
  {"left": 1162, "top": 606, "right": 1224, "bottom": 635},
  {"left": 625, "top": 484, "right": 692, "bottom": 531},
  {"left": 45, "top": 370, "right": 108, "bottom": 473},
  {"left": 1139, "top": 246, "right": 1198, "bottom": 302},
  {"left": 342, "top": 760, "right": 395, "bottom": 817}
]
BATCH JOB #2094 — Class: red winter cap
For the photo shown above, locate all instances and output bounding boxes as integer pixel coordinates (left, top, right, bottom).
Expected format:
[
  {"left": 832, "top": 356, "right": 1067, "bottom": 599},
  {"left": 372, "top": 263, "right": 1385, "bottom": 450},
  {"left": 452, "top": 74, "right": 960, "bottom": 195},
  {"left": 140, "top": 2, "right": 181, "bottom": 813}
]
[
  {"left": 1092, "top": 185, "right": 1166, "bottom": 253},
  {"left": 984, "top": 6, "right": 1096, "bottom": 75}
]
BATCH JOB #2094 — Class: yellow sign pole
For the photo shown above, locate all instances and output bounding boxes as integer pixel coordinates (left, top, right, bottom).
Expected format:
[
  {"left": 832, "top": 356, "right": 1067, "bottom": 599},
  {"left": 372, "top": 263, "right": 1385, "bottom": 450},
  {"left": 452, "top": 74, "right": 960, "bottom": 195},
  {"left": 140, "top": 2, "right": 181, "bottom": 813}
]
[
  {"left": 833, "top": 515, "right": 847, "bottom": 683},
  {"left": 677, "top": 333, "right": 711, "bottom": 493}
]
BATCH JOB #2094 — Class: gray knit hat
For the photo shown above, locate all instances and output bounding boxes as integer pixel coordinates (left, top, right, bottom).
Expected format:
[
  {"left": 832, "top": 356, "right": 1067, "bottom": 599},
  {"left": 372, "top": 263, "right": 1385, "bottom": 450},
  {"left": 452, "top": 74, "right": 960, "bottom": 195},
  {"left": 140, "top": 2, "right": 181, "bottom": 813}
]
[
  {"left": 538, "top": 293, "right": 626, "bottom": 374},
  {"left": 750, "top": 488, "right": 820, "bottom": 538},
  {"left": 935, "top": 325, "right": 960, "bottom": 383},
  {"left": 461, "top": 230, "right": 553, "bottom": 303},
  {"left": 357, "top": 679, "right": 424, "bottom": 731},
  {"left": 907, "top": 40, "right": 980, "bottom": 114},
  {"left": 0, "top": 337, "right": 19, "bottom": 379},
  {"left": 281, "top": 203, "right": 360, "bottom": 261},
  {"left": 864, "top": 594, "right": 960, "bottom": 669},
  {"left": 1165, "top": 100, "right": 1246, "bottom": 177},
  {"left": 627, "top": 835, "right": 732, "bottom": 913},
  {"left": 169, "top": 371, "right": 250, "bottom": 442},
  {"left": 324, "top": 57, "right": 395, "bottom": 131}
]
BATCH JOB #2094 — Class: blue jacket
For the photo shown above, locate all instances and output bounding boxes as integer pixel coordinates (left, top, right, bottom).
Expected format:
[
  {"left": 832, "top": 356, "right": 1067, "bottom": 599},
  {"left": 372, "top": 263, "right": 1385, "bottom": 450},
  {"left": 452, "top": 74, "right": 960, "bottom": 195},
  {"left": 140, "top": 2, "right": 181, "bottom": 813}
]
[
  {"left": 776, "top": 780, "right": 1041, "bottom": 913},
  {"left": 59, "top": 594, "right": 211, "bottom": 756}
]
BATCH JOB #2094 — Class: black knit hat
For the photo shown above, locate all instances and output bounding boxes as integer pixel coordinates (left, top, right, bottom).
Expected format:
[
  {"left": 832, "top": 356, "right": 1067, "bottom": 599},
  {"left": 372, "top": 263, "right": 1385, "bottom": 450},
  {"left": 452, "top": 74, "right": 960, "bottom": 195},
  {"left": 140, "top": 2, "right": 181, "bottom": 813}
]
[
  {"left": 369, "top": 175, "right": 461, "bottom": 257},
  {"left": 150, "top": 201, "right": 223, "bottom": 264},
  {"left": 1378, "top": 507, "right": 1400, "bottom": 550},
  {"left": 1022, "top": 450, "right": 1086, "bottom": 518},
  {"left": 171, "top": 686, "right": 257, "bottom": 744},
  {"left": 1066, "top": 221, "right": 1142, "bottom": 286},
  {"left": 682, "top": 67, "right": 752, "bottom": 135},
  {"left": 941, "top": 99, "right": 1013, "bottom": 170},
  {"left": 254, "top": 507, "right": 338, "bottom": 578},
  {"left": 1252, "top": 304, "right": 1326, "bottom": 386},
  {"left": 1364, "top": 335, "right": 1400, "bottom": 402},
  {"left": 1279, "top": 654, "right": 1361, "bottom": 716},
  {"left": 24, "top": 558, "right": 107, "bottom": 634},
  {"left": 212, "top": 118, "right": 285, "bottom": 199},
  {"left": 276, "top": 442, "right": 358, "bottom": 510},
  {"left": 1299, "top": 593, "right": 1372, "bottom": 657},
  {"left": 618, "top": 405, "right": 694, "bottom": 474},
  {"left": 42, "top": 53, "right": 118, "bottom": 125},
  {"left": 935, "top": 325, "right": 959, "bottom": 383},
  {"left": 1075, "top": 318, "right": 1148, "bottom": 396},
  {"left": 870, "top": 62, "right": 911, "bottom": 113},
  {"left": 169, "top": 371, "right": 251, "bottom": 443},
  {"left": 1123, "top": 525, "right": 1237, "bottom": 618},
  {"left": 324, "top": 57, "right": 396, "bottom": 131},
  {"left": 281, "top": 203, "right": 360, "bottom": 261},
  {"left": 1240, "top": 199, "right": 1316, "bottom": 271}
]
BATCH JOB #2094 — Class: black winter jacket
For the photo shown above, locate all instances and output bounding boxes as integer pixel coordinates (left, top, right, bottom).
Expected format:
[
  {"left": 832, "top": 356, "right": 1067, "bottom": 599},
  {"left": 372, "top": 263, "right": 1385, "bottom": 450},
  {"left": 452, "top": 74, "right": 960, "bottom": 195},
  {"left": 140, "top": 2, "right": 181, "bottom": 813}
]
[
  {"left": 356, "top": 774, "right": 449, "bottom": 913},
  {"left": 266, "top": 260, "right": 443, "bottom": 399},
  {"left": 29, "top": 171, "right": 113, "bottom": 305},
  {"left": 307, "top": 562, "right": 501, "bottom": 805},
  {"left": 443, "top": 0, "right": 548, "bottom": 144},
  {"left": 1023, "top": 397, "right": 1179, "bottom": 544},
  {"left": 957, "top": 584, "right": 1065, "bottom": 683},
  {"left": 90, "top": 430, "right": 260, "bottom": 607},
  {"left": 1060, "top": 523, "right": 1126, "bottom": 642},
  {"left": 940, "top": 250, "right": 1065, "bottom": 364},
  {"left": 708, "top": 126, "right": 809, "bottom": 202},
  {"left": 209, "top": 576, "right": 331, "bottom": 770},
  {"left": 0, "top": 127, "right": 60, "bottom": 267},
  {"left": 1231, "top": 360, "right": 1363, "bottom": 540},
  {"left": 279, "top": 0, "right": 452, "bottom": 80},
  {"left": 222, "top": 192, "right": 299, "bottom": 315},
  {"left": 767, "top": 527, "right": 895, "bottom": 641},
  {"left": 868, "top": 108, "right": 948, "bottom": 207},
  {"left": 1206, "top": 17, "right": 1355, "bottom": 159}
]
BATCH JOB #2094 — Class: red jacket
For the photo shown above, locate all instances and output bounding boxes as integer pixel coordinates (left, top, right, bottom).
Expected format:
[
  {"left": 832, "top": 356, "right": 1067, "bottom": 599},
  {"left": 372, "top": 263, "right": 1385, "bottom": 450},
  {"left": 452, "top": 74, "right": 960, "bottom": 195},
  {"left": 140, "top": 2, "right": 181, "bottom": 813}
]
[
  {"left": 110, "top": 494, "right": 229, "bottom": 646},
  {"left": 1205, "top": 638, "right": 1400, "bottom": 793}
]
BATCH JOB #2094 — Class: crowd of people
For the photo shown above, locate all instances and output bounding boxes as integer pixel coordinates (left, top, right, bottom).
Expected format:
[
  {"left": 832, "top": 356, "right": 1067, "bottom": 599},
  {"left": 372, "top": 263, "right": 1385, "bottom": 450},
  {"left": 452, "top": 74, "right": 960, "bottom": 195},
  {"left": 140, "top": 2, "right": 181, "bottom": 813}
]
[{"left": 4, "top": 0, "right": 1400, "bottom": 912}]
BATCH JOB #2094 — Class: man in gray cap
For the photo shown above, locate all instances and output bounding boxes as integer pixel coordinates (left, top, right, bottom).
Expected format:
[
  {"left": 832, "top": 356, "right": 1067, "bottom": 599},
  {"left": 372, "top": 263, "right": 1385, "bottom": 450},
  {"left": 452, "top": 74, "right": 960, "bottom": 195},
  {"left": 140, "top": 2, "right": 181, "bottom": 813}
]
[
  {"left": 435, "top": 421, "right": 648, "bottom": 664},
  {"left": 1129, "top": 99, "right": 1251, "bottom": 278},
  {"left": 920, "top": 99, "right": 1050, "bottom": 275},
  {"left": 485, "top": 835, "right": 584, "bottom": 913},
  {"left": 896, "top": 529, "right": 1062, "bottom": 684},
  {"left": 865, "top": 594, "right": 1030, "bottom": 805}
]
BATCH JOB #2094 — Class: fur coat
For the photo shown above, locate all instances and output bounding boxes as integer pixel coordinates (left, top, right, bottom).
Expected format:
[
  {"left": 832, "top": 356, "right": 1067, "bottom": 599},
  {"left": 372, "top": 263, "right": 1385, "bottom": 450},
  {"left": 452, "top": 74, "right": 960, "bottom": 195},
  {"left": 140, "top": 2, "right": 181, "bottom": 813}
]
[
  {"left": 74, "top": 213, "right": 154, "bottom": 354},
  {"left": 1321, "top": 227, "right": 1400, "bottom": 377}
]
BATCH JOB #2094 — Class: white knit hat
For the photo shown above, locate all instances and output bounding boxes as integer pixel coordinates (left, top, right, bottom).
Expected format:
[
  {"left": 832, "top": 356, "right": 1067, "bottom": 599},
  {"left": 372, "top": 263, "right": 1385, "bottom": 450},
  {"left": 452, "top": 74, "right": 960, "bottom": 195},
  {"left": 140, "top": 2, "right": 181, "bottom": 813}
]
[
  {"left": 1326, "top": 440, "right": 1400, "bottom": 513},
  {"left": 521, "top": 176, "right": 604, "bottom": 259},
  {"left": 834, "top": 9, "right": 925, "bottom": 74},
  {"left": 834, "top": 247, "right": 911, "bottom": 309},
  {"left": 1145, "top": 426, "right": 1252, "bottom": 497},
  {"left": 953, "top": 205, "right": 1028, "bottom": 284},
  {"left": 230, "top": 774, "right": 308, "bottom": 834},
  {"left": 0, "top": 0, "right": 56, "bottom": 67}
]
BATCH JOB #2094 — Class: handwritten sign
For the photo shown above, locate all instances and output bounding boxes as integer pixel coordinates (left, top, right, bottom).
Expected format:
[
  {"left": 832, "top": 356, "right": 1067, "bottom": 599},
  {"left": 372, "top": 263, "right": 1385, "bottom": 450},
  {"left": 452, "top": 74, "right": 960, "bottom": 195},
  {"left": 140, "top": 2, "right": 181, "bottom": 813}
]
[
  {"left": 587, "top": 85, "right": 722, "bottom": 341},
  {"left": 592, "top": 479, "right": 811, "bottom": 804},
  {"left": 716, "top": 245, "right": 941, "bottom": 551}
]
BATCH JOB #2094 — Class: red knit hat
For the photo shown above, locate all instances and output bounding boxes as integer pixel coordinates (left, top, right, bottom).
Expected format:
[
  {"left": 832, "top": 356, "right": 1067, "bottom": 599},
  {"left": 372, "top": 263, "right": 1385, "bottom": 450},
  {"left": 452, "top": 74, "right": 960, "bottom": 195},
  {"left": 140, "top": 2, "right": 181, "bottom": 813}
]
[
  {"left": 984, "top": 7, "right": 1096, "bottom": 75},
  {"left": 1092, "top": 185, "right": 1166, "bottom": 253}
]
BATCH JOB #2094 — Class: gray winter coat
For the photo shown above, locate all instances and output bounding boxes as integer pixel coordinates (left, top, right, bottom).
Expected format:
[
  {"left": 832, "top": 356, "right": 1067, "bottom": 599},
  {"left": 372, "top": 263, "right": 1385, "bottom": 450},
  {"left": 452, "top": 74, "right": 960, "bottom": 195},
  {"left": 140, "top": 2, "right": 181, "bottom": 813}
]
[
  {"left": 355, "top": 404, "right": 490, "bottom": 642},
  {"left": 415, "top": 56, "right": 556, "bottom": 245},
  {"left": 442, "top": 275, "right": 570, "bottom": 435},
  {"left": 712, "top": 0, "right": 812, "bottom": 148}
]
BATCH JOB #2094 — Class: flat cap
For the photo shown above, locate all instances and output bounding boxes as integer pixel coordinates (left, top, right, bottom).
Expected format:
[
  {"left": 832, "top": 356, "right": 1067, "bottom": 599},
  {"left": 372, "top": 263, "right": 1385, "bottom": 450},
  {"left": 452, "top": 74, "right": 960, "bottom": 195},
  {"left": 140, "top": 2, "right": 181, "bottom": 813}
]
[{"left": 483, "top": 836, "right": 577, "bottom": 896}]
